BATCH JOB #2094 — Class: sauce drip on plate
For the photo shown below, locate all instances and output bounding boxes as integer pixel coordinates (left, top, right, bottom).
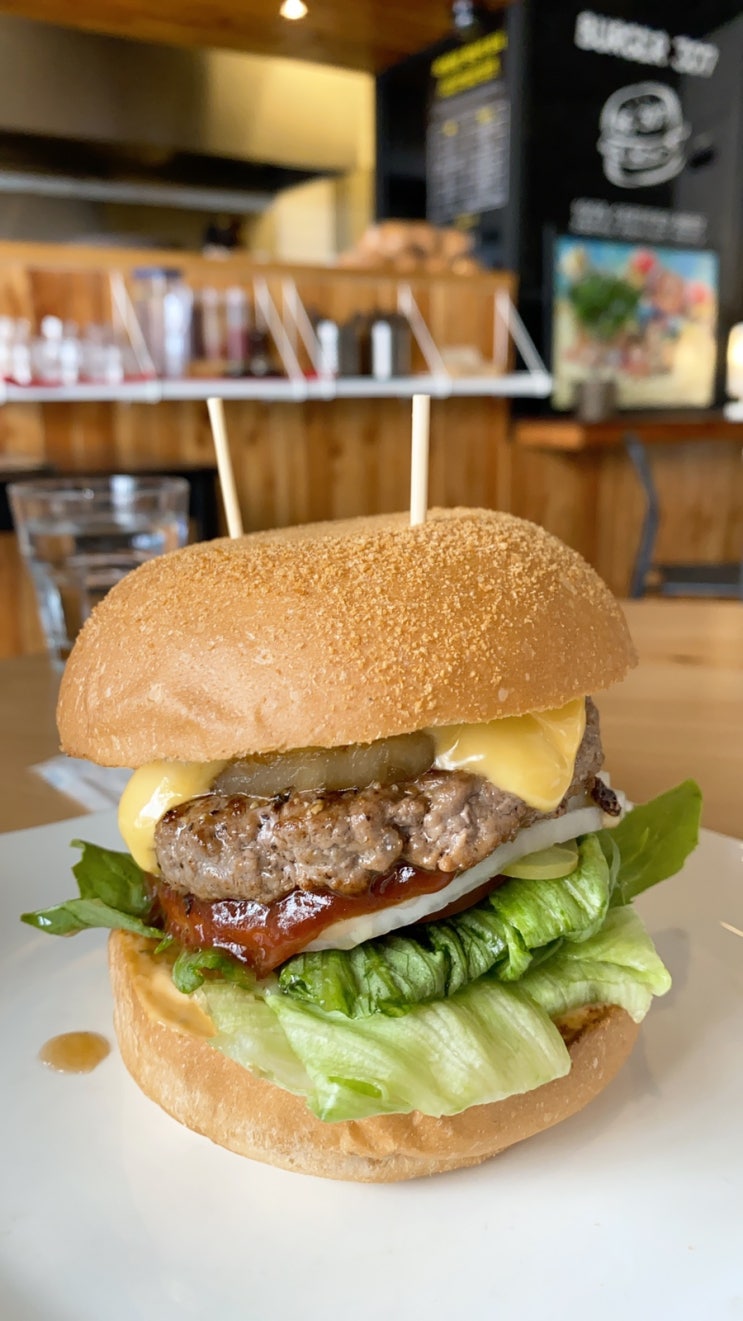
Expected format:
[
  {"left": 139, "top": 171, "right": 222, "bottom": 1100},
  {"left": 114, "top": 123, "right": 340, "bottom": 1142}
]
[{"left": 39, "top": 1031, "right": 110, "bottom": 1074}]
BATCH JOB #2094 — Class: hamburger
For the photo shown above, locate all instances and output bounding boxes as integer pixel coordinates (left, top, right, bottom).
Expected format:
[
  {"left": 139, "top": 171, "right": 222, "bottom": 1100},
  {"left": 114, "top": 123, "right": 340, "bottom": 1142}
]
[{"left": 23, "top": 508, "right": 700, "bottom": 1181}]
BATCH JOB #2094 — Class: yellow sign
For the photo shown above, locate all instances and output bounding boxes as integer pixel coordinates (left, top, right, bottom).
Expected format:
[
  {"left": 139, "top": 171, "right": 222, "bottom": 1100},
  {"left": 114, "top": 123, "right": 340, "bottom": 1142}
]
[{"left": 431, "top": 29, "right": 508, "bottom": 99}]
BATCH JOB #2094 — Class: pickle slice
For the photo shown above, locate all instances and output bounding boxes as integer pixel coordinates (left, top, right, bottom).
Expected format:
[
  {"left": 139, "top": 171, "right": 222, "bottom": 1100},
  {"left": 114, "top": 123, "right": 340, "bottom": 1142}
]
[
  {"left": 213, "top": 731, "right": 435, "bottom": 797},
  {"left": 500, "top": 841, "right": 580, "bottom": 882}
]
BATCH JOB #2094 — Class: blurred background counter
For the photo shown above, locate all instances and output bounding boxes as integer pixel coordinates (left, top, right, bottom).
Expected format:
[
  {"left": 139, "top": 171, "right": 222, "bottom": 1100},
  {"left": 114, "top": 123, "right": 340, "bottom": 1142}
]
[
  {"left": 0, "top": 239, "right": 525, "bottom": 659},
  {"left": 0, "top": 240, "right": 742, "bottom": 659}
]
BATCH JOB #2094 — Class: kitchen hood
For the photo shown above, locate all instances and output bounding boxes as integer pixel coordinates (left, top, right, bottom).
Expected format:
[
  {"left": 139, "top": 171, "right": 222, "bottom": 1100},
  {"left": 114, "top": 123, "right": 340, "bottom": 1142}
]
[{"left": 0, "top": 16, "right": 371, "bottom": 212}]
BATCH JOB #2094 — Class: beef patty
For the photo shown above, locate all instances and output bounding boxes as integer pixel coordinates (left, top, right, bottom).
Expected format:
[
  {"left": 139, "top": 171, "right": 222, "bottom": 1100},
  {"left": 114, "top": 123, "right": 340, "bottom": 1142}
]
[{"left": 155, "top": 700, "right": 605, "bottom": 905}]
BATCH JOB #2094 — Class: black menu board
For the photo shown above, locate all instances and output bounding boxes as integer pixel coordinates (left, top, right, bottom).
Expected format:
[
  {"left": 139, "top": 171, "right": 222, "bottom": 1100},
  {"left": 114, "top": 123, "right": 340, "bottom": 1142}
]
[
  {"left": 528, "top": 5, "right": 723, "bottom": 250},
  {"left": 426, "top": 25, "right": 510, "bottom": 227}
]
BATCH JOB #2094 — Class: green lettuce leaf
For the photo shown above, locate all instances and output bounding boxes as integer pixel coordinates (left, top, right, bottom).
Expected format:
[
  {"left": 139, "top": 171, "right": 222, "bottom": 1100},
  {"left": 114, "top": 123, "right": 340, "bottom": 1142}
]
[
  {"left": 198, "top": 904, "right": 671, "bottom": 1122},
  {"left": 605, "top": 780, "right": 702, "bottom": 906},
  {"left": 21, "top": 840, "right": 163, "bottom": 939},
  {"left": 21, "top": 896, "right": 163, "bottom": 940},
  {"left": 521, "top": 906, "right": 672, "bottom": 1024},
  {"left": 201, "top": 982, "right": 316, "bottom": 1097},
  {"left": 278, "top": 833, "right": 613, "bottom": 1018},
  {"left": 200, "top": 976, "right": 570, "bottom": 1122},
  {"left": 70, "top": 840, "right": 152, "bottom": 915},
  {"left": 172, "top": 946, "right": 255, "bottom": 994}
]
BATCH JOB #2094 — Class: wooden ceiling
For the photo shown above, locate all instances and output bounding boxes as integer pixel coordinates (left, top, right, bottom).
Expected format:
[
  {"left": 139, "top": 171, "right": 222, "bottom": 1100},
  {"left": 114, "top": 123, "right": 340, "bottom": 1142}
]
[{"left": 0, "top": 1, "right": 490, "bottom": 71}]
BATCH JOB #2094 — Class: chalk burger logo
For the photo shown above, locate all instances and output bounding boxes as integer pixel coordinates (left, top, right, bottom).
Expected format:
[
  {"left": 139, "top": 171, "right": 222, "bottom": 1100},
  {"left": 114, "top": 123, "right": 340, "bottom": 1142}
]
[{"left": 598, "top": 81, "right": 690, "bottom": 188}]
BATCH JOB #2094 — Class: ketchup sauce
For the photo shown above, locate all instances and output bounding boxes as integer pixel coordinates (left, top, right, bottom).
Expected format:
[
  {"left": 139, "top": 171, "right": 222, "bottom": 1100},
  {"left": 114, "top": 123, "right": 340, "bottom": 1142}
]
[{"left": 155, "top": 862, "right": 459, "bottom": 976}]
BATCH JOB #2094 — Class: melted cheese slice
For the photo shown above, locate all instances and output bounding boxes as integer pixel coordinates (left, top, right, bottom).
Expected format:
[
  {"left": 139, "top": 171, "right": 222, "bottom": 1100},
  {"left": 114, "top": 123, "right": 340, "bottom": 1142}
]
[
  {"left": 430, "top": 698, "right": 586, "bottom": 812},
  {"left": 118, "top": 759, "right": 227, "bottom": 873}
]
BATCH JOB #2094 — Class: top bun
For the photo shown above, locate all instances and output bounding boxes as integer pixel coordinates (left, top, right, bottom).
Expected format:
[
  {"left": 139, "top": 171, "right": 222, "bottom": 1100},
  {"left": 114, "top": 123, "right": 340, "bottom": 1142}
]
[{"left": 57, "top": 508, "right": 636, "bottom": 767}]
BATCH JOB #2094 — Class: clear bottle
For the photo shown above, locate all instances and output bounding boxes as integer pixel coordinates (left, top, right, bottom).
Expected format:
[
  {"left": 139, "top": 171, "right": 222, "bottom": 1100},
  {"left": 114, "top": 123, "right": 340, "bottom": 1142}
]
[
  {"left": 0, "top": 317, "right": 13, "bottom": 379},
  {"left": 132, "top": 268, "right": 192, "bottom": 378},
  {"left": 199, "top": 287, "right": 225, "bottom": 376},
  {"left": 162, "top": 281, "right": 193, "bottom": 378},
  {"left": 316, "top": 318, "right": 340, "bottom": 378},
  {"left": 246, "top": 300, "right": 274, "bottom": 378},
  {"left": 371, "top": 317, "right": 394, "bottom": 381},
  {"left": 81, "top": 325, "right": 106, "bottom": 383},
  {"left": 224, "top": 286, "right": 250, "bottom": 376},
  {"left": 11, "top": 319, "right": 32, "bottom": 385},
  {"left": 33, "top": 316, "right": 64, "bottom": 383}
]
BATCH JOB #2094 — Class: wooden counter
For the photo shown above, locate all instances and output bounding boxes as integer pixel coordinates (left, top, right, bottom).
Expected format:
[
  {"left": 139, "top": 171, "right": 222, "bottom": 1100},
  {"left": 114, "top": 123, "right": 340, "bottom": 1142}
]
[
  {"left": 514, "top": 410, "right": 743, "bottom": 451},
  {"left": 2, "top": 601, "right": 741, "bottom": 838},
  {"left": 598, "top": 599, "right": 743, "bottom": 838},
  {"left": 0, "top": 650, "right": 65, "bottom": 832},
  {"left": 511, "top": 412, "right": 743, "bottom": 596}
]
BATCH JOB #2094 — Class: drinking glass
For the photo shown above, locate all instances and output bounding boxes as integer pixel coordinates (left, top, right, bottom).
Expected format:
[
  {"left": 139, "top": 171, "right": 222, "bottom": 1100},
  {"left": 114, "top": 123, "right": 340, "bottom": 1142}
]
[{"left": 10, "top": 475, "right": 190, "bottom": 666}]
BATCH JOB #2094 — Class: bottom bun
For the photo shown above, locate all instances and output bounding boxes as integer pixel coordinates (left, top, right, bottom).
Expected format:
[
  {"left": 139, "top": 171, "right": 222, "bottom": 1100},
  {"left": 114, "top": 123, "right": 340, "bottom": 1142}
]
[{"left": 109, "top": 931, "right": 640, "bottom": 1183}]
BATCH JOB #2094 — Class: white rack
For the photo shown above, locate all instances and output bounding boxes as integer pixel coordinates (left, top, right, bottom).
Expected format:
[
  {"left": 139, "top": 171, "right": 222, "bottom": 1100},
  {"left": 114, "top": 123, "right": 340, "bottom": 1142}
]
[{"left": 0, "top": 280, "right": 552, "bottom": 404}]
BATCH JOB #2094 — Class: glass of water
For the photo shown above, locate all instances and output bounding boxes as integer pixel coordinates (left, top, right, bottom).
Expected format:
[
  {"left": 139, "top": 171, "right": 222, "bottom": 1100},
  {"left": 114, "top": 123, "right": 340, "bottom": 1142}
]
[{"left": 9, "top": 475, "right": 190, "bottom": 666}]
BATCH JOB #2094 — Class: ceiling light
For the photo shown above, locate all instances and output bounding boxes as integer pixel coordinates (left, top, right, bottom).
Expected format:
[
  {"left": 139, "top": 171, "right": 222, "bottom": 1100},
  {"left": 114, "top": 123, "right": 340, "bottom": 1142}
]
[
  {"left": 451, "top": 1, "right": 485, "bottom": 39},
  {"left": 280, "top": 0, "right": 308, "bottom": 18}
]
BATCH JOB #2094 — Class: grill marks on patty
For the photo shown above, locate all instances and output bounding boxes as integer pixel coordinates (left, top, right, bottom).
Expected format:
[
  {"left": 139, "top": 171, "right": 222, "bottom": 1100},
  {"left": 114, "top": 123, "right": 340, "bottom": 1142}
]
[{"left": 154, "top": 700, "right": 604, "bottom": 906}]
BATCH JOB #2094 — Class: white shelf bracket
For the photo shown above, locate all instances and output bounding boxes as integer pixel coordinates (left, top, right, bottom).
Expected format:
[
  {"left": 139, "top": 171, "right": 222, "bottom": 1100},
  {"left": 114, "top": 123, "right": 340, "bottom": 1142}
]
[
  {"left": 281, "top": 278, "right": 328, "bottom": 386},
  {"left": 253, "top": 276, "right": 305, "bottom": 396},
  {"left": 109, "top": 271, "right": 156, "bottom": 378},
  {"left": 396, "top": 284, "right": 450, "bottom": 393},
  {"left": 495, "top": 290, "right": 550, "bottom": 383}
]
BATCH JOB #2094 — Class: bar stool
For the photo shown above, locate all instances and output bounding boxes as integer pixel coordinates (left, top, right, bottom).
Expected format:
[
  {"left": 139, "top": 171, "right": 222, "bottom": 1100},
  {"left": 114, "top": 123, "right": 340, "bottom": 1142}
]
[{"left": 625, "top": 434, "right": 743, "bottom": 600}]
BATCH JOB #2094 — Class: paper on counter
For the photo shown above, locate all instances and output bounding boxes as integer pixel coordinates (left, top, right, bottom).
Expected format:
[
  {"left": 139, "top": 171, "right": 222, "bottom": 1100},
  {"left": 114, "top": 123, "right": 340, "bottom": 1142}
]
[{"left": 32, "top": 756, "right": 132, "bottom": 812}]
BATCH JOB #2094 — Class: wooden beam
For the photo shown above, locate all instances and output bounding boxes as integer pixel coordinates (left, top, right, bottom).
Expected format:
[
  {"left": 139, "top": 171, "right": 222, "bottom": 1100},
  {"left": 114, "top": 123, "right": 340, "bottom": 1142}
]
[{"left": 0, "top": 0, "right": 462, "bottom": 72}]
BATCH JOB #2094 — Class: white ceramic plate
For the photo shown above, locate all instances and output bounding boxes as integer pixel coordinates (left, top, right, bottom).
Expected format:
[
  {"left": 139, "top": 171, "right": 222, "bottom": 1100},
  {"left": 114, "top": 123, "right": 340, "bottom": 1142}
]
[{"left": 1, "top": 811, "right": 742, "bottom": 1321}]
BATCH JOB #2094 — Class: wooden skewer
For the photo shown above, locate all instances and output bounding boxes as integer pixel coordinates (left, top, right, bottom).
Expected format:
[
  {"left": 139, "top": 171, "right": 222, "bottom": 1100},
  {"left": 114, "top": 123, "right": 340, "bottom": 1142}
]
[
  {"left": 206, "top": 396, "right": 243, "bottom": 539},
  {"left": 409, "top": 394, "right": 431, "bottom": 527}
]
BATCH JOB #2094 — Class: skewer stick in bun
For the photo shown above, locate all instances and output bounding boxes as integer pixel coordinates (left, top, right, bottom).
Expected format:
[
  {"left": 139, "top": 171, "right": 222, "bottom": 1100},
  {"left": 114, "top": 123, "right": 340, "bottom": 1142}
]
[
  {"left": 410, "top": 393, "right": 431, "bottom": 527},
  {"left": 207, "top": 396, "right": 243, "bottom": 539}
]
